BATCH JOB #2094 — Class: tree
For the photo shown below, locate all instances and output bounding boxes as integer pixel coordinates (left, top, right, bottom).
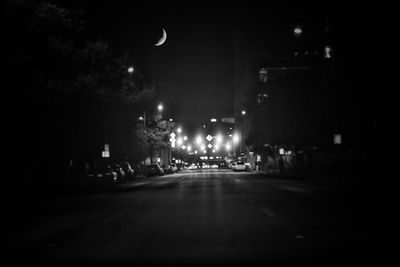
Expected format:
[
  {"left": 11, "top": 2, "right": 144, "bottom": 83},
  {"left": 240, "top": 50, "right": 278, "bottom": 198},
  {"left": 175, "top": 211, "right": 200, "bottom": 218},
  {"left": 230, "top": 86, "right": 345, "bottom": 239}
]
[
  {"left": 134, "top": 114, "right": 175, "bottom": 164},
  {"left": 2, "top": 1, "right": 158, "bottom": 182}
]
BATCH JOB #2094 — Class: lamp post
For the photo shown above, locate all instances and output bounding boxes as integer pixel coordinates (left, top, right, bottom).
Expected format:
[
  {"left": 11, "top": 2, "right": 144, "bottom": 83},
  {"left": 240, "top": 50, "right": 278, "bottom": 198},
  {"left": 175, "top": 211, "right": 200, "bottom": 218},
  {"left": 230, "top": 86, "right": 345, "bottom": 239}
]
[
  {"left": 139, "top": 112, "right": 146, "bottom": 129},
  {"left": 240, "top": 110, "right": 246, "bottom": 155}
]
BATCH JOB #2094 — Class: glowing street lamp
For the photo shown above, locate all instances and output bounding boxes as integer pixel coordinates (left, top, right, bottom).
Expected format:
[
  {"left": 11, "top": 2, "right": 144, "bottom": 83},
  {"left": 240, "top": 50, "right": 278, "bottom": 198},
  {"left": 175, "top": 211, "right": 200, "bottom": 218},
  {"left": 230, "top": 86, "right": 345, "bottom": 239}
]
[
  {"left": 215, "top": 134, "right": 223, "bottom": 144},
  {"left": 183, "top": 136, "right": 188, "bottom": 141},
  {"left": 187, "top": 145, "right": 192, "bottom": 152},
  {"left": 241, "top": 110, "right": 246, "bottom": 116},
  {"left": 196, "top": 135, "right": 203, "bottom": 145},
  {"left": 177, "top": 127, "right": 182, "bottom": 134},
  {"left": 293, "top": 26, "right": 302, "bottom": 37},
  {"left": 233, "top": 133, "right": 240, "bottom": 144},
  {"left": 226, "top": 143, "right": 232, "bottom": 151},
  {"left": 177, "top": 137, "right": 183, "bottom": 146},
  {"left": 128, "top": 66, "right": 135, "bottom": 73},
  {"left": 157, "top": 103, "right": 163, "bottom": 112}
]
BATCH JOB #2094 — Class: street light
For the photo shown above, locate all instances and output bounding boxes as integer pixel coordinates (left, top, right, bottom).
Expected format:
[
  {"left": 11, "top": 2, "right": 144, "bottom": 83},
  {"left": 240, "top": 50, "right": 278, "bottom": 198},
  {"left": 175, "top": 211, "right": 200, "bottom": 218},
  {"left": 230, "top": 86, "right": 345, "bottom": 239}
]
[
  {"left": 157, "top": 103, "right": 163, "bottom": 112},
  {"left": 215, "top": 134, "right": 223, "bottom": 144},
  {"left": 139, "top": 113, "right": 146, "bottom": 128},
  {"left": 226, "top": 143, "right": 232, "bottom": 151},
  {"left": 196, "top": 135, "right": 203, "bottom": 145},
  {"left": 128, "top": 66, "right": 135, "bottom": 73},
  {"left": 241, "top": 110, "right": 246, "bottom": 116},
  {"left": 233, "top": 133, "right": 240, "bottom": 144},
  {"left": 177, "top": 127, "right": 182, "bottom": 134},
  {"left": 177, "top": 137, "right": 183, "bottom": 146},
  {"left": 293, "top": 26, "right": 302, "bottom": 37}
]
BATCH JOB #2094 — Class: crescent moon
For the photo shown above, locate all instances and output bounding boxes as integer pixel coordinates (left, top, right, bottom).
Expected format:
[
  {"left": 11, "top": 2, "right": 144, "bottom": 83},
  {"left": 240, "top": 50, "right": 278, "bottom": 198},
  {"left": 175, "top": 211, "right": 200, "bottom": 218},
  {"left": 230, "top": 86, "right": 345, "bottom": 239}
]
[{"left": 154, "top": 28, "right": 167, "bottom": 46}]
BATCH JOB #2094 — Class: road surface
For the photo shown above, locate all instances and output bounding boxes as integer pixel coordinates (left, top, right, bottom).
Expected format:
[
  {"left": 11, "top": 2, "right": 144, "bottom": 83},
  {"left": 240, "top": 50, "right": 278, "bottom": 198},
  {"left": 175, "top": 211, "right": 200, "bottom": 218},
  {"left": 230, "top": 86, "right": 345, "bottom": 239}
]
[{"left": 3, "top": 170, "right": 398, "bottom": 265}]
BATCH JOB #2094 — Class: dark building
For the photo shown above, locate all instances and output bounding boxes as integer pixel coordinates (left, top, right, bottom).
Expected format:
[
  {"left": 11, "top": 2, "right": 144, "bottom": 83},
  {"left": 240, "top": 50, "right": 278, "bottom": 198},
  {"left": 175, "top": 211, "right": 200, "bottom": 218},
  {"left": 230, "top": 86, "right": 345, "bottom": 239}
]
[{"left": 232, "top": 2, "right": 389, "bottom": 154}]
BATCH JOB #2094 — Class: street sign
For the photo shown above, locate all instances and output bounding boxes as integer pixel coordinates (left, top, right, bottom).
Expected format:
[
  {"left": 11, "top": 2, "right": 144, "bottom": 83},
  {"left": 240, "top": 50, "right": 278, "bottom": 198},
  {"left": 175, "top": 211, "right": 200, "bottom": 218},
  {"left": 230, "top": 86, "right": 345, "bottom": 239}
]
[
  {"left": 207, "top": 143, "right": 212, "bottom": 149},
  {"left": 334, "top": 134, "right": 342, "bottom": 144},
  {"left": 102, "top": 151, "right": 110, "bottom": 158},
  {"left": 324, "top": 46, "right": 333, "bottom": 59},
  {"left": 206, "top": 135, "right": 213, "bottom": 142},
  {"left": 279, "top": 148, "right": 284, "bottom": 155},
  {"left": 170, "top": 137, "right": 176, "bottom": 148}
]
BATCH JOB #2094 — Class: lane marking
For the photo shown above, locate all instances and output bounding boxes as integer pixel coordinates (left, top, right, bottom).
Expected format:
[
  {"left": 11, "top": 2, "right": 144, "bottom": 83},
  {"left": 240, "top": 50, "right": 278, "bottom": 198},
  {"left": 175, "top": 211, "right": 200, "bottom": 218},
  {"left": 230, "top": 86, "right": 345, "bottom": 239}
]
[
  {"left": 131, "top": 182, "right": 149, "bottom": 187},
  {"left": 261, "top": 208, "right": 276, "bottom": 217},
  {"left": 272, "top": 184, "right": 311, "bottom": 194}
]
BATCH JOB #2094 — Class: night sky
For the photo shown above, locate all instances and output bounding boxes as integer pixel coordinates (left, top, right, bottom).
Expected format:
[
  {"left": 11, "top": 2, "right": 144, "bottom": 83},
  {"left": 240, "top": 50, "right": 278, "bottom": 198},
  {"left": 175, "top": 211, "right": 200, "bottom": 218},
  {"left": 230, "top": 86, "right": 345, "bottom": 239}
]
[
  {"left": 53, "top": 1, "right": 391, "bottom": 139},
  {"left": 54, "top": 1, "right": 323, "bottom": 131},
  {"left": 75, "top": 1, "right": 236, "bottom": 132}
]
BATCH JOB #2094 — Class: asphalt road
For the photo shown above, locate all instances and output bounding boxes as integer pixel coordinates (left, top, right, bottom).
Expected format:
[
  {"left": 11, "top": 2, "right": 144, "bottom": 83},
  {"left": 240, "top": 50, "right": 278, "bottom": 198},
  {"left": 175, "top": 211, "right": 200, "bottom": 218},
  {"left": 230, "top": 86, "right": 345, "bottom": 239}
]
[{"left": 3, "top": 170, "right": 398, "bottom": 266}]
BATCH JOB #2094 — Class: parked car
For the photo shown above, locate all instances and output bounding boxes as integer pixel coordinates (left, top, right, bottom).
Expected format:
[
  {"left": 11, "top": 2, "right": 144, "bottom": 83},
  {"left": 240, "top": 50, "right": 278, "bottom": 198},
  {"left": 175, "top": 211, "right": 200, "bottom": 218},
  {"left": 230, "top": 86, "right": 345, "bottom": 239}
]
[
  {"left": 121, "top": 161, "right": 135, "bottom": 180},
  {"left": 232, "top": 161, "right": 246, "bottom": 171},
  {"left": 188, "top": 163, "right": 200, "bottom": 170},
  {"left": 145, "top": 164, "right": 164, "bottom": 177},
  {"left": 162, "top": 164, "right": 174, "bottom": 174},
  {"left": 88, "top": 165, "right": 118, "bottom": 183},
  {"left": 245, "top": 162, "right": 251, "bottom": 171},
  {"left": 170, "top": 163, "right": 178, "bottom": 172}
]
